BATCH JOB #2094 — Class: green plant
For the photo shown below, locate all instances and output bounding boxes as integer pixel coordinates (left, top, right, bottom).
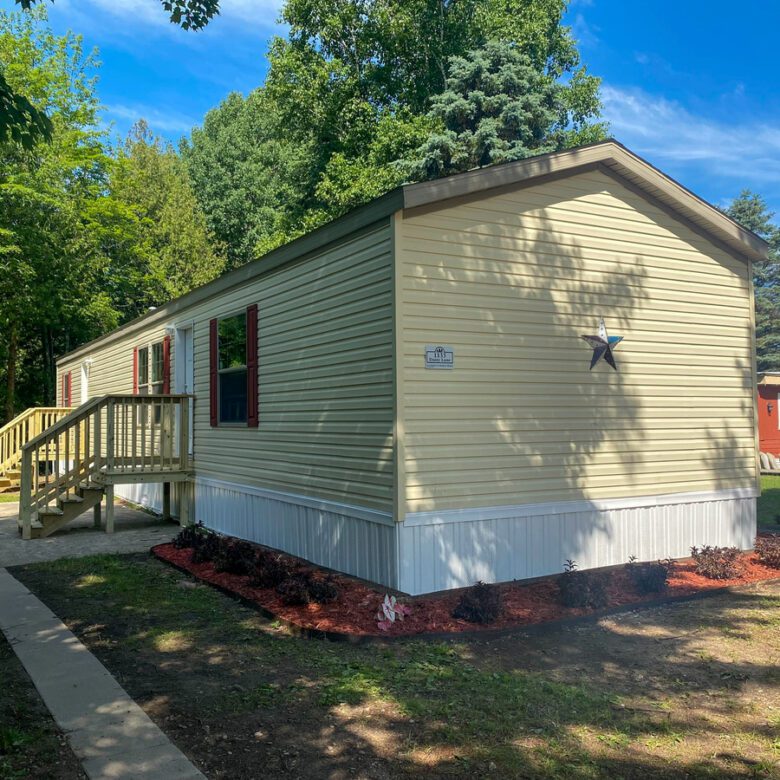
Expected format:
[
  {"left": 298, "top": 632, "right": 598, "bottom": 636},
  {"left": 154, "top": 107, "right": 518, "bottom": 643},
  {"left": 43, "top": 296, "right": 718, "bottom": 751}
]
[
  {"left": 690, "top": 546, "right": 743, "bottom": 580},
  {"left": 452, "top": 581, "right": 502, "bottom": 624},
  {"left": 627, "top": 556, "right": 672, "bottom": 594},
  {"left": 754, "top": 536, "right": 780, "bottom": 568},
  {"left": 558, "top": 560, "right": 608, "bottom": 609}
]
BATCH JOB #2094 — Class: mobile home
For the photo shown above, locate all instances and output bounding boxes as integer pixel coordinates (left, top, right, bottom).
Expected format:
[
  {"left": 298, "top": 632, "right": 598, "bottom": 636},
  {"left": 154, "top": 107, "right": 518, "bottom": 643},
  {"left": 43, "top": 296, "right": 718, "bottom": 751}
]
[{"left": 44, "top": 140, "right": 767, "bottom": 594}]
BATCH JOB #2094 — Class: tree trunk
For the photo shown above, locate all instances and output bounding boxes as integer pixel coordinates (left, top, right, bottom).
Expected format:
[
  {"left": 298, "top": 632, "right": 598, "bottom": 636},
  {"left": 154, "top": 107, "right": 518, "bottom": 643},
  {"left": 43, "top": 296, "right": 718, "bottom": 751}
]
[{"left": 5, "top": 323, "right": 17, "bottom": 423}]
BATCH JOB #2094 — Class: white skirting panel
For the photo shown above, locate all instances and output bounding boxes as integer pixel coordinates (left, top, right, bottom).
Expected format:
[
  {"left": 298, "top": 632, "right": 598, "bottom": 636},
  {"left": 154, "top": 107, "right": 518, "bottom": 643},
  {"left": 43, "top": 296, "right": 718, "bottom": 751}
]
[
  {"left": 194, "top": 477, "right": 398, "bottom": 589},
  {"left": 116, "top": 483, "right": 164, "bottom": 514},
  {"left": 398, "top": 489, "right": 758, "bottom": 595}
]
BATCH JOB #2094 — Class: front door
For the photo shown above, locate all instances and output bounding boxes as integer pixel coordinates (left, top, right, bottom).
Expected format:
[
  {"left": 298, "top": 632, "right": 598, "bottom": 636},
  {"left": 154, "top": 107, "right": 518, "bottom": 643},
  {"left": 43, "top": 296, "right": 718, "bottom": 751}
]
[{"left": 175, "top": 326, "right": 194, "bottom": 455}]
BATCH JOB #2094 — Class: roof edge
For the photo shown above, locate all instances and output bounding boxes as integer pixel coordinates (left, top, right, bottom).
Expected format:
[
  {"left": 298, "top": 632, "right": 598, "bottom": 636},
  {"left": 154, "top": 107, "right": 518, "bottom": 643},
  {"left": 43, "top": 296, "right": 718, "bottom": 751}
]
[
  {"left": 401, "top": 139, "right": 770, "bottom": 263},
  {"left": 58, "top": 189, "right": 403, "bottom": 365}
]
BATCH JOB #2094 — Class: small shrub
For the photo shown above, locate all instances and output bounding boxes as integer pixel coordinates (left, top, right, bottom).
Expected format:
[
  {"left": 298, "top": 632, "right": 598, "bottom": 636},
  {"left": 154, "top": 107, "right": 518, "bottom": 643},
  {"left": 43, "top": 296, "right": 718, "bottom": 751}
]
[
  {"left": 558, "top": 560, "right": 608, "bottom": 609},
  {"left": 250, "top": 552, "right": 296, "bottom": 589},
  {"left": 274, "top": 571, "right": 340, "bottom": 605},
  {"left": 690, "top": 546, "right": 743, "bottom": 580},
  {"left": 213, "top": 540, "right": 256, "bottom": 575},
  {"left": 190, "top": 532, "right": 221, "bottom": 564},
  {"left": 306, "top": 575, "right": 339, "bottom": 604},
  {"left": 276, "top": 574, "right": 312, "bottom": 605},
  {"left": 452, "top": 581, "right": 502, "bottom": 624},
  {"left": 627, "top": 555, "right": 672, "bottom": 594},
  {"left": 172, "top": 522, "right": 207, "bottom": 549},
  {"left": 754, "top": 536, "right": 780, "bottom": 568}
]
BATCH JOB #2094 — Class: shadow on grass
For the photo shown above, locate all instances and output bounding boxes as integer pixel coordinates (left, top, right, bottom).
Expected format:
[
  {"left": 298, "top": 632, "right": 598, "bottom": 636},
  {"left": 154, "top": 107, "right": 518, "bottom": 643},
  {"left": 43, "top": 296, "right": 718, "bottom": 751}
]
[{"left": 10, "top": 553, "right": 780, "bottom": 779}]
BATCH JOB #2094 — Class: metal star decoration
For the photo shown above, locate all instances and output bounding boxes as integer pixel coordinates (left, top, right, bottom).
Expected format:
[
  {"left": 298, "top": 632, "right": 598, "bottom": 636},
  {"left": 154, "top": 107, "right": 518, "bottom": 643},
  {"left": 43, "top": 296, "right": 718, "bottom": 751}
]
[{"left": 580, "top": 318, "right": 623, "bottom": 371}]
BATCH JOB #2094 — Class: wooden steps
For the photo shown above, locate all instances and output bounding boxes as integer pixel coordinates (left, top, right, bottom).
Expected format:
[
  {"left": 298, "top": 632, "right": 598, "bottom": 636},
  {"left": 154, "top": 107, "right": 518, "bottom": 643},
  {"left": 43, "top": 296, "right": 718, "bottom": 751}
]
[{"left": 25, "top": 483, "right": 105, "bottom": 539}]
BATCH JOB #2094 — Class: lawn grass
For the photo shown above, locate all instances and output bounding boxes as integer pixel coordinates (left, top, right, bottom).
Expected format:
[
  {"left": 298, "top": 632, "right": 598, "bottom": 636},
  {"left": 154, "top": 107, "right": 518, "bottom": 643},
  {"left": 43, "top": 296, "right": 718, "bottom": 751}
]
[
  {"left": 758, "top": 475, "right": 780, "bottom": 526},
  {"left": 0, "top": 493, "right": 18, "bottom": 503},
  {"left": 11, "top": 553, "right": 780, "bottom": 779},
  {"left": 0, "top": 636, "right": 84, "bottom": 779}
]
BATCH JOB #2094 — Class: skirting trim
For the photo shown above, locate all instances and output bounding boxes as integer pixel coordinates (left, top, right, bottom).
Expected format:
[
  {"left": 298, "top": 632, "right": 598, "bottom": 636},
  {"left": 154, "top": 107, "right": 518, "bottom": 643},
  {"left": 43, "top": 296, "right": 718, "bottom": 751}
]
[
  {"left": 195, "top": 476, "right": 394, "bottom": 526},
  {"left": 403, "top": 486, "right": 760, "bottom": 527}
]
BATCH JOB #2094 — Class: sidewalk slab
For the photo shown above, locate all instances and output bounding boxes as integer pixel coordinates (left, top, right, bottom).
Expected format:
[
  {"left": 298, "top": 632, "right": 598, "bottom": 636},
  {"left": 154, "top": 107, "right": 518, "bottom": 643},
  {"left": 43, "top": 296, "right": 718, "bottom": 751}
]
[{"left": 0, "top": 568, "right": 205, "bottom": 780}]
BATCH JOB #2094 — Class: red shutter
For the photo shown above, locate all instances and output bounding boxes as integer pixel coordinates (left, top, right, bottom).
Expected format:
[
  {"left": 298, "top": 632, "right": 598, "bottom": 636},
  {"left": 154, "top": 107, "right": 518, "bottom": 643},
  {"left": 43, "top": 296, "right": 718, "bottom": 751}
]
[
  {"left": 209, "top": 318, "right": 218, "bottom": 427},
  {"left": 246, "top": 304, "right": 259, "bottom": 427},
  {"left": 162, "top": 335, "right": 171, "bottom": 395},
  {"left": 132, "top": 347, "right": 138, "bottom": 395},
  {"left": 64, "top": 372, "right": 72, "bottom": 407}
]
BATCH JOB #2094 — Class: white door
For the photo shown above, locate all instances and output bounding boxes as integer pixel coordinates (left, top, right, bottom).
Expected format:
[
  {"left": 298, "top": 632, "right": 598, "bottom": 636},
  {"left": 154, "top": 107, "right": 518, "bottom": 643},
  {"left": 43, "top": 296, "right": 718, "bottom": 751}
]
[
  {"left": 80, "top": 362, "right": 90, "bottom": 404},
  {"left": 175, "top": 326, "right": 194, "bottom": 454}
]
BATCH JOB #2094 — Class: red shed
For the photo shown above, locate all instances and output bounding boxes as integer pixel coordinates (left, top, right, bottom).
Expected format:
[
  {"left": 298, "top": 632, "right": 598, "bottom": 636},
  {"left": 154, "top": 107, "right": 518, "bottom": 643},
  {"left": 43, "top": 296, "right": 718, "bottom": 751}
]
[{"left": 758, "top": 373, "right": 780, "bottom": 455}]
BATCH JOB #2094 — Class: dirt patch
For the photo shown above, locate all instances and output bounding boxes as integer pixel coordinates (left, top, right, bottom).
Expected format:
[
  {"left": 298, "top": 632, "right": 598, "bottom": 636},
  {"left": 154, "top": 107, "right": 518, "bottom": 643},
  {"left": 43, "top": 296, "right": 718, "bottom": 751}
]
[
  {"left": 0, "top": 635, "right": 85, "bottom": 779},
  {"left": 153, "top": 541, "right": 780, "bottom": 638},
  {"left": 11, "top": 554, "right": 780, "bottom": 779}
]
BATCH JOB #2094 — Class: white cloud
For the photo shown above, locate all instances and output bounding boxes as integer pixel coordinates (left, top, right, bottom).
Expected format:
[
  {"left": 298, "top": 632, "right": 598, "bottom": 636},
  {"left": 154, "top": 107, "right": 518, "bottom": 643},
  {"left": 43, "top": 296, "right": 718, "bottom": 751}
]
[
  {"left": 571, "top": 12, "right": 599, "bottom": 48},
  {"left": 104, "top": 103, "right": 198, "bottom": 135},
  {"left": 53, "top": 0, "right": 284, "bottom": 36},
  {"left": 602, "top": 85, "right": 780, "bottom": 185}
]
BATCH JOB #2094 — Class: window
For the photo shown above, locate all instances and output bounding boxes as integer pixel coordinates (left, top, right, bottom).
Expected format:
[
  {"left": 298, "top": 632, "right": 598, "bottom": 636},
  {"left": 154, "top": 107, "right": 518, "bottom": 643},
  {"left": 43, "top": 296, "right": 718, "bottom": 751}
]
[
  {"left": 218, "top": 313, "right": 247, "bottom": 424},
  {"left": 62, "top": 372, "right": 72, "bottom": 407},
  {"left": 137, "top": 346, "right": 149, "bottom": 394},
  {"left": 151, "top": 342, "right": 165, "bottom": 394}
]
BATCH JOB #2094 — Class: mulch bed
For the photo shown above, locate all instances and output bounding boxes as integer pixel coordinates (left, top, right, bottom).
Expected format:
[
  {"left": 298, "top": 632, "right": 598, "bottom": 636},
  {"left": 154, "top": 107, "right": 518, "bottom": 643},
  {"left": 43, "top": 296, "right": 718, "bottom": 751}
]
[{"left": 152, "top": 540, "right": 780, "bottom": 640}]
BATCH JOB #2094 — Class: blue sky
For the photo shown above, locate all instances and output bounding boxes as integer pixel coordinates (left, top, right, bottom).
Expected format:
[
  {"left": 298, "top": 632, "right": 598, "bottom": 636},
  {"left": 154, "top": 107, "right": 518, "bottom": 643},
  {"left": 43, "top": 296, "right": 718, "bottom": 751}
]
[{"left": 3, "top": 0, "right": 780, "bottom": 217}]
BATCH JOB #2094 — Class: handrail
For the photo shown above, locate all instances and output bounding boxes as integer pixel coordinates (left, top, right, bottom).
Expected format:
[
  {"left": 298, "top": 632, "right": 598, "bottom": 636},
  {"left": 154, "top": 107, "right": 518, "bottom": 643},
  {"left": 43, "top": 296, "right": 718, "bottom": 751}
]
[
  {"left": 21, "top": 394, "right": 191, "bottom": 453},
  {"left": 19, "top": 394, "right": 193, "bottom": 539},
  {"left": 0, "top": 407, "right": 71, "bottom": 475}
]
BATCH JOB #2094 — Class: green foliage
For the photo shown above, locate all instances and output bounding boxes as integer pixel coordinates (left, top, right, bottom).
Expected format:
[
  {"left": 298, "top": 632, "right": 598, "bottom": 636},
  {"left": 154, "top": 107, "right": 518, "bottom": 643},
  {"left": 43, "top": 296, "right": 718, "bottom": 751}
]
[
  {"left": 0, "top": 70, "right": 51, "bottom": 148},
  {"left": 400, "top": 41, "right": 575, "bottom": 180},
  {"left": 0, "top": 10, "right": 222, "bottom": 418},
  {"left": 182, "top": 90, "right": 311, "bottom": 269},
  {"left": 221, "top": 0, "right": 605, "bottom": 257},
  {"left": 726, "top": 191, "right": 780, "bottom": 372}
]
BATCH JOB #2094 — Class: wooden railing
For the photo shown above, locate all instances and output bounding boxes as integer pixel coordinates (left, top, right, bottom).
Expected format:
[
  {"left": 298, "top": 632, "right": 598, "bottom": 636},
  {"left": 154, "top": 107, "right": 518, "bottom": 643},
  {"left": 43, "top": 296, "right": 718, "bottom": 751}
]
[
  {"left": 0, "top": 407, "right": 71, "bottom": 475},
  {"left": 19, "top": 394, "right": 192, "bottom": 537}
]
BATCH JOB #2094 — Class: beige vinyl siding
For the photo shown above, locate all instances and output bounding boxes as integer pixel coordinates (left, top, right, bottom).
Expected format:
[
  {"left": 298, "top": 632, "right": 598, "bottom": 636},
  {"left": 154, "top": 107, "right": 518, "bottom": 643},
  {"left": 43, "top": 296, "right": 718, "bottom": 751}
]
[
  {"left": 187, "top": 223, "right": 393, "bottom": 511},
  {"left": 57, "top": 325, "right": 173, "bottom": 403},
  {"left": 399, "top": 169, "right": 756, "bottom": 513},
  {"left": 57, "top": 221, "right": 394, "bottom": 512}
]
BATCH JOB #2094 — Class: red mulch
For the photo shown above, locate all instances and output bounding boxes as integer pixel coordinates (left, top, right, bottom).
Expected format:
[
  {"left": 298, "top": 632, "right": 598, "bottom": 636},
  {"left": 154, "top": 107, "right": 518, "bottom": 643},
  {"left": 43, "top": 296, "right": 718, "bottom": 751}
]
[{"left": 151, "top": 541, "right": 780, "bottom": 639}]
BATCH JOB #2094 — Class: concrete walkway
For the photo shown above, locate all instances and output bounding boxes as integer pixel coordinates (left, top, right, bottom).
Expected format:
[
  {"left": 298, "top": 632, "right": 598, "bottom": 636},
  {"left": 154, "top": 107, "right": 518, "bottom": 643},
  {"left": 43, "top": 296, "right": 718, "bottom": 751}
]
[
  {"left": 0, "top": 500, "right": 178, "bottom": 567},
  {"left": 0, "top": 568, "right": 205, "bottom": 779}
]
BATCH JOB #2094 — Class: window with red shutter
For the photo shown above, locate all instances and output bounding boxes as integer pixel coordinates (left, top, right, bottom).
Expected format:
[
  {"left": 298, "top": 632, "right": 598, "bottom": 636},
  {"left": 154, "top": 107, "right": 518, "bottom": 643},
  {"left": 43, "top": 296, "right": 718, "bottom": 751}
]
[
  {"left": 209, "top": 318, "right": 218, "bottom": 427},
  {"left": 247, "top": 304, "right": 258, "bottom": 427}
]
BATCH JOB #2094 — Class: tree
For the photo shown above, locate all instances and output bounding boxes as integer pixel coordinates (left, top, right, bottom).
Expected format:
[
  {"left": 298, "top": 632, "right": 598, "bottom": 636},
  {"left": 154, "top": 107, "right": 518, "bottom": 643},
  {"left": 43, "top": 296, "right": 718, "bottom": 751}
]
[
  {"left": 103, "top": 121, "right": 225, "bottom": 315},
  {"left": 401, "top": 41, "right": 600, "bottom": 180},
  {"left": 182, "top": 91, "right": 311, "bottom": 269},
  {"left": 0, "top": 8, "right": 115, "bottom": 416},
  {"left": 726, "top": 191, "right": 780, "bottom": 372},
  {"left": 1, "top": 0, "right": 220, "bottom": 159},
  {"left": 187, "top": 0, "right": 604, "bottom": 264}
]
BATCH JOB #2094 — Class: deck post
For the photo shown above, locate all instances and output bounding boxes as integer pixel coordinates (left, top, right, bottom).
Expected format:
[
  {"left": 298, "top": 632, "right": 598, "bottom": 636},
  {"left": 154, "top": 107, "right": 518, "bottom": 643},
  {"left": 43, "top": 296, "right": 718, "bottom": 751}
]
[
  {"left": 105, "top": 484, "right": 115, "bottom": 534},
  {"left": 93, "top": 498, "right": 101, "bottom": 529},
  {"left": 178, "top": 479, "right": 193, "bottom": 526},
  {"left": 19, "top": 447, "right": 32, "bottom": 540},
  {"left": 162, "top": 482, "right": 171, "bottom": 522}
]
